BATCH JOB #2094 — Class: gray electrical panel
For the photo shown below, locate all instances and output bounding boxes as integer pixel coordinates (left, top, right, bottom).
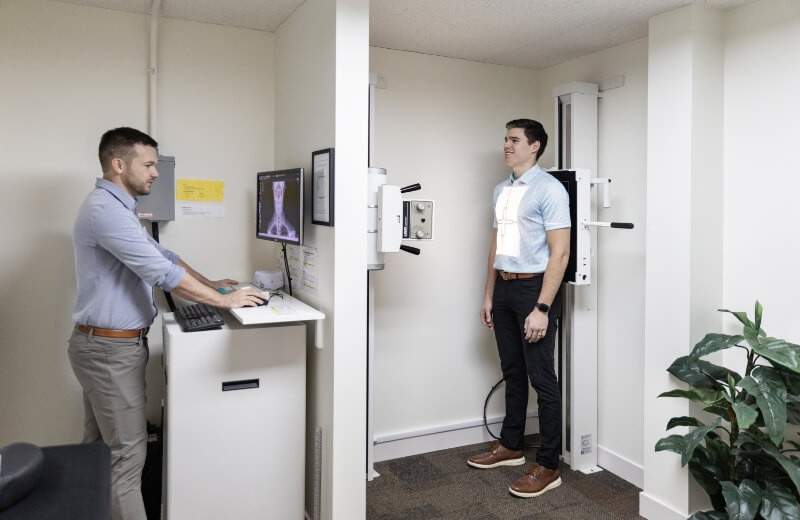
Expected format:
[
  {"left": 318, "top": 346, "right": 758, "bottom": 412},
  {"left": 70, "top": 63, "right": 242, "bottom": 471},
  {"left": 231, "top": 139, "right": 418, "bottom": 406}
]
[{"left": 137, "top": 155, "right": 175, "bottom": 221}]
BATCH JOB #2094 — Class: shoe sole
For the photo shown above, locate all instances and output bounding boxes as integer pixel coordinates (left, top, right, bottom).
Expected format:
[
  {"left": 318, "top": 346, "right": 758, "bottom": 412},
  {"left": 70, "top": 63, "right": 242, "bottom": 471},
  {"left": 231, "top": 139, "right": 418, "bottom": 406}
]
[
  {"left": 467, "top": 456, "right": 526, "bottom": 469},
  {"left": 508, "top": 476, "right": 562, "bottom": 498}
]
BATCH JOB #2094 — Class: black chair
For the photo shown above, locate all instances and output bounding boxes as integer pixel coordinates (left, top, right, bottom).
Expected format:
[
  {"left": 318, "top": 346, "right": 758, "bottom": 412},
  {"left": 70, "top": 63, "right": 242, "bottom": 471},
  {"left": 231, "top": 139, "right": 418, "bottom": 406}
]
[{"left": 0, "top": 442, "right": 111, "bottom": 520}]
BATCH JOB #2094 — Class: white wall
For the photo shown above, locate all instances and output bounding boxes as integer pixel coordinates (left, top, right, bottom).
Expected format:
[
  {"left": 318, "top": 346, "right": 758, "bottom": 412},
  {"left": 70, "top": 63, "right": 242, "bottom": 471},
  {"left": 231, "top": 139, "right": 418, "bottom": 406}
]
[
  {"left": 369, "top": 48, "right": 539, "bottom": 452},
  {"left": 276, "top": 1, "right": 369, "bottom": 518},
  {"left": 0, "top": 0, "right": 274, "bottom": 445},
  {"left": 536, "top": 38, "right": 649, "bottom": 485},
  {"left": 722, "top": 0, "right": 800, "bottom": 339}
]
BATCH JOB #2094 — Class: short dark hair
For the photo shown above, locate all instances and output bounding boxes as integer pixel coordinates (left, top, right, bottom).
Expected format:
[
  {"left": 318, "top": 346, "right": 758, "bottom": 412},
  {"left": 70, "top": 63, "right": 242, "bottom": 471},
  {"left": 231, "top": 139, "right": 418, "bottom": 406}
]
[
  {"left": 98, "top": 127, "right": 158, "bottom": 172},
  {"left": 506, "top": 119, "right": 547, "bottom": 160}
]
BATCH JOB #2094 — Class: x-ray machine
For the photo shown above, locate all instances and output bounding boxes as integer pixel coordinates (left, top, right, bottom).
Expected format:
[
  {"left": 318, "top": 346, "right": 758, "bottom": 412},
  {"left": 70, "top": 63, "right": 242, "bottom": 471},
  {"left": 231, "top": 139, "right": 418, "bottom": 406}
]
[{"left": 365, "top": 77, "right": 633, "bottom": 479}]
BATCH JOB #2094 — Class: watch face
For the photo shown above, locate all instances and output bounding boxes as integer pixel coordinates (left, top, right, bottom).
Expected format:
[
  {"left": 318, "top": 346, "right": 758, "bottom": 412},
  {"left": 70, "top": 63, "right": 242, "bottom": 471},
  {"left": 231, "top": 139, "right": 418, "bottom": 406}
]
[{"left": 537, "top": 303, "right": 549, "bottom": 312}]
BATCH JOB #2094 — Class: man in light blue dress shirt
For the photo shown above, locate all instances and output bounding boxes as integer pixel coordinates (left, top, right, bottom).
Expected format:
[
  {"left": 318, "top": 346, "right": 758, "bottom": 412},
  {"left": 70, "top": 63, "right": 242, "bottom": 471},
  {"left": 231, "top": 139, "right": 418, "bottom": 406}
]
[
  {"left": 69, "top": 127, "right": 264, "bottom": 520},
  {"left": 468, "top": 119, "right": 570, "bottom": 500}
]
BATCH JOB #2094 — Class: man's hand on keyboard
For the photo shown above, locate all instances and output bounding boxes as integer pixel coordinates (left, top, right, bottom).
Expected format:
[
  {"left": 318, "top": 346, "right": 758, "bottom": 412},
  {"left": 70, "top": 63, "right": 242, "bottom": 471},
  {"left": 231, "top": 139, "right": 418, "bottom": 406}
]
[{"left": 223, "top": 287, "right": 265, "bottom": 308}]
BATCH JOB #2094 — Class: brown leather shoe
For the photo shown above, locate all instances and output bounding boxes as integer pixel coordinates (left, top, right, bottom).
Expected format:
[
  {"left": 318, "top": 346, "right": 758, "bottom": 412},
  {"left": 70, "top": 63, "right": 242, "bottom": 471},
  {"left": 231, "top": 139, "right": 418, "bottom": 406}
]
[
  {"left": 509, "top": 463, "right": 562, "bottom": 498},
  {"left": 467, "top": 440, "right": 525, "bottom": 469}
]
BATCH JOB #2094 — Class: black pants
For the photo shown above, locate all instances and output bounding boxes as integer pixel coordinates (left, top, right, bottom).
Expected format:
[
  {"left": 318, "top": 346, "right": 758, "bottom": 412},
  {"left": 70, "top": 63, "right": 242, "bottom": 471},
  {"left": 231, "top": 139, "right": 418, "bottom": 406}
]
[{"left": 492, "top": 275, "right": 562, "bottom": 470}]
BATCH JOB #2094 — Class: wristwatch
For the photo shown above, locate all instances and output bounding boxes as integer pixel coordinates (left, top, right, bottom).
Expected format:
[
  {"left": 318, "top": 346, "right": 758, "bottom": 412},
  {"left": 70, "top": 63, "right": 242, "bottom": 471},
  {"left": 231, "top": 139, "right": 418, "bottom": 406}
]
[{"left": 535, "top": 302, "right": 550, "bottom": 313}]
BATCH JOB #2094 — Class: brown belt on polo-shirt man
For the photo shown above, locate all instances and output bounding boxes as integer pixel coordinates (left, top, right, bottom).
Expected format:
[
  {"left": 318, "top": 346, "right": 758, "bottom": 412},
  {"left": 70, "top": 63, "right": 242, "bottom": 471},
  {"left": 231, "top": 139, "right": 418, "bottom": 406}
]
[
  {"left": 76, "top": 325, "right": 150, "bottom": 339},
  {"left": 498, "top": 271, "right": 543, "bottom": 281}
]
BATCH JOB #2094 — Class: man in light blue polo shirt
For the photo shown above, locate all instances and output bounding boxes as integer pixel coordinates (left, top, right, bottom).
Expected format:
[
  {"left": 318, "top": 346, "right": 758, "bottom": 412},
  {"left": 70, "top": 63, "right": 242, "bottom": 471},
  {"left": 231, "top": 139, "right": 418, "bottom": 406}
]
[
  {"left": 468, "top": 119, "right": 570, "bottom": 499},
  {"left": 69, "top": 127, "right": 264, "bottom": 520}
]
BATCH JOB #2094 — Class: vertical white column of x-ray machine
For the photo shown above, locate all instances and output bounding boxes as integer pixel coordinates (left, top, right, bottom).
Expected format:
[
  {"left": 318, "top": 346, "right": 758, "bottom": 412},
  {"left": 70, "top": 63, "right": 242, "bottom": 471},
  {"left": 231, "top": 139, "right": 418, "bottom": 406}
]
[{"left": 554, "top": 81, "right": 602, "bottom": 474}]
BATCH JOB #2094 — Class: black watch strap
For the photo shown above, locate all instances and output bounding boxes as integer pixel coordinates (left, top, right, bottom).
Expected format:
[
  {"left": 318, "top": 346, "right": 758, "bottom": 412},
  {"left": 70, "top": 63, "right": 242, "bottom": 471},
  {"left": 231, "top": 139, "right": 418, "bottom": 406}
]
[{"left": 535, "top": 302, "right": 550, "bottom": 313}]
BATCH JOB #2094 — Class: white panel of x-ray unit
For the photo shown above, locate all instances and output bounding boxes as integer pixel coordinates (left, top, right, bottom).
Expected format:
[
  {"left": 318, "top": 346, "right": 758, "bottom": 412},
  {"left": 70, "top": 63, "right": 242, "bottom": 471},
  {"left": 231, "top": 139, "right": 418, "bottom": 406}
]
[{"left": 553, "top": 81, "right": 602, "bottom": 474}]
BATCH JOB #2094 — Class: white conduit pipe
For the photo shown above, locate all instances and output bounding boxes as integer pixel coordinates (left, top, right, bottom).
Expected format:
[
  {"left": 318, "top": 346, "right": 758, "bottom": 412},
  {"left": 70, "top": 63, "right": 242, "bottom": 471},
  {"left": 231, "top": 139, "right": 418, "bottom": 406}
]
[{"left": 149, "top": 0, "right": 161, "bottom": 139}]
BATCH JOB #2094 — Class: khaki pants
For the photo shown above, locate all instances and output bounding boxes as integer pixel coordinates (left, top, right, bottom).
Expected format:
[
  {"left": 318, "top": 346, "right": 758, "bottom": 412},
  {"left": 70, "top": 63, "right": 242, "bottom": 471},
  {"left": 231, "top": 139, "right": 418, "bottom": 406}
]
[{"left": 68, "top": 327, "right": 149, "bottom": 520}]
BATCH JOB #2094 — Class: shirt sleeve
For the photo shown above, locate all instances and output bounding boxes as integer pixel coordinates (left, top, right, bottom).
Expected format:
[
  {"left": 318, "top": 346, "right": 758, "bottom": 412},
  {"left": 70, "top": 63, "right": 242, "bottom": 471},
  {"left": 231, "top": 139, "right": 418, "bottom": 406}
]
[
  {"left": 147, "top": 233, "right": 181, "bottom": 264},
  {"left": 541, "top": 181, "right": 571, "bottom": 231},
  {"left": 93, "top": 204, "right": 186, "bottom": 291}
]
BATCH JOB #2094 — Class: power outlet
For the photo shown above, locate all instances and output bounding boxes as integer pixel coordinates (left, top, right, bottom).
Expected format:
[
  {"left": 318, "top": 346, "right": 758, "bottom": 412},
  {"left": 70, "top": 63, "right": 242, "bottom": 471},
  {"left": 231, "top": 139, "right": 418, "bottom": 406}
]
[{"left": 403, "top": 199, "right": 434, "bottom": 240}]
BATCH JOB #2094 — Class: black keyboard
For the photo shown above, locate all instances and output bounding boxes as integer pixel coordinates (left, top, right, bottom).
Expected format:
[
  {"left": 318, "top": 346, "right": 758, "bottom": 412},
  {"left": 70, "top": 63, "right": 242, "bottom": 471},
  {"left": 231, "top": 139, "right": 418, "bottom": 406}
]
[{"left": 174, "top": 303, "right": 225, "bottom": 332}]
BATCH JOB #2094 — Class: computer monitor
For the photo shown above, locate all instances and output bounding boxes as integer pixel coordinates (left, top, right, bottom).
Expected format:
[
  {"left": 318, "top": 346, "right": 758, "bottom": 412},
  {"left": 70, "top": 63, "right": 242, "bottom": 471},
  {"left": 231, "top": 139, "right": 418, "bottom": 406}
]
[{"left": 256, "top": 168, "right": 304, "bottom": 246}]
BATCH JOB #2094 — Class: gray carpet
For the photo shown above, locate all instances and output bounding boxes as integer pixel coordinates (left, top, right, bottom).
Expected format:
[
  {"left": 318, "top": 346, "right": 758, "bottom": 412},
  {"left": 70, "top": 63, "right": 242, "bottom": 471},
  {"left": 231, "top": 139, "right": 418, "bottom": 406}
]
[{"left": 367, "top": 436, "right": 643, "bottom": 520}]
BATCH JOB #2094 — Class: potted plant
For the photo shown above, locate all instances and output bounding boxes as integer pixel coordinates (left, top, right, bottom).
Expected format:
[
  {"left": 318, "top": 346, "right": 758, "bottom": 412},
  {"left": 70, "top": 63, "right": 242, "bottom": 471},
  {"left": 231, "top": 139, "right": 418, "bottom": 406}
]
[{"left": 655, "top": 302, "right": 800, "bottom": 519}]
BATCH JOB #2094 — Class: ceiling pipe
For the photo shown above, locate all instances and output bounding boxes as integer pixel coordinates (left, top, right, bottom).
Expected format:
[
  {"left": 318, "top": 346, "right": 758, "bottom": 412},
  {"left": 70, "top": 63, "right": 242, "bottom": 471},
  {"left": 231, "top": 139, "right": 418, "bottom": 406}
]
[{"left": 149, "top": 0, "right": 161, "bottom": 139}]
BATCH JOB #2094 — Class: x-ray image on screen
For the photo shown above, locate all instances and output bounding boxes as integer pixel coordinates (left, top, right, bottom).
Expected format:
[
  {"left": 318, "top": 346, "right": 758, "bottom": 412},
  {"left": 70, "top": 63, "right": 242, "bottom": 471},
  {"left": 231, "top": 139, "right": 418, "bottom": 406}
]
[{"left": 256, "top": 168, "right": 303, "bottom": 246}]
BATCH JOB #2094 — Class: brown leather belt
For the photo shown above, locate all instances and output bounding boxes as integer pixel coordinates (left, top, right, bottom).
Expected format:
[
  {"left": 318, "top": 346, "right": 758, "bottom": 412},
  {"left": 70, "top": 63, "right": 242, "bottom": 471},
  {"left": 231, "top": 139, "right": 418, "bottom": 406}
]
[
  {"left": 76, "top": 325, "right": 149, "bottom": 339},
  {"left": 498, "top": 271, "right": 543, "bottom": 281}
]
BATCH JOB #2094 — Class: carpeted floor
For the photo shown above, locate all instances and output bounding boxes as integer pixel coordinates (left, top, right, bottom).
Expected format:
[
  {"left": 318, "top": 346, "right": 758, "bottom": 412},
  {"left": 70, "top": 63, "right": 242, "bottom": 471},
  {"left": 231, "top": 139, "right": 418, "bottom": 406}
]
[{"left": 367, "top": 436, "right": 643, "bottom": 520}]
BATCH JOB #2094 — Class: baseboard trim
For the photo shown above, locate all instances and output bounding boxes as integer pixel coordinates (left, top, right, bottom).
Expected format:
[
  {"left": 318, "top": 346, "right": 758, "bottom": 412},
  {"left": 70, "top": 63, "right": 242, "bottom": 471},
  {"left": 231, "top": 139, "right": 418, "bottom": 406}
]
[
  {"left": 373, "top": 414, "right": 539, "bottom": 462},
  {"left": 597, "top": 444, "right": 644, "bottom": 488},
  {"left": 639, "top": 491, "right": 687, "bottom": 520}
]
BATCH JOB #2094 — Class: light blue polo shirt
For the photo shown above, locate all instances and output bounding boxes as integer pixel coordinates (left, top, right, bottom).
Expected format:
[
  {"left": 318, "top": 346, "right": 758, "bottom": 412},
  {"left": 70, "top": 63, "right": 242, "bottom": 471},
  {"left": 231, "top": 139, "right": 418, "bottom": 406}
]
[{"left": 492, "top": 164, "right": 570, "bottom": 274}]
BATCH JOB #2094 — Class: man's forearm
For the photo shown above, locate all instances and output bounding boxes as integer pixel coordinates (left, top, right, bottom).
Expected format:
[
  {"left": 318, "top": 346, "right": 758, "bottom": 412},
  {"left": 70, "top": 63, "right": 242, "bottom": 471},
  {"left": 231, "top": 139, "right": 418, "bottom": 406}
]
[
  {"left": 537, "top": 252, "right": 568, "bottom": 307},
  {"left": 484, "top": 230, "right": 498, "bottom": 300},
  {"left": 170, "top": 272, "right": 227, "bottom": 307},
  {"left": 177, "top": 260, "right": 213, "bottom": 288},
  {"left": 537, "top": 227, "right": 571, "bottom": 307}
]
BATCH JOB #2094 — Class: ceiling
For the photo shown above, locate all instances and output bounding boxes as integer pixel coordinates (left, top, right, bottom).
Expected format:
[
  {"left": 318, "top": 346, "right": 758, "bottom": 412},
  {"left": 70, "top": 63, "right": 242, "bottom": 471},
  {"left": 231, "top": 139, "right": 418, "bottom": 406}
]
[{"left": 53, "top": 0, "right": 752, "bottom": 70}]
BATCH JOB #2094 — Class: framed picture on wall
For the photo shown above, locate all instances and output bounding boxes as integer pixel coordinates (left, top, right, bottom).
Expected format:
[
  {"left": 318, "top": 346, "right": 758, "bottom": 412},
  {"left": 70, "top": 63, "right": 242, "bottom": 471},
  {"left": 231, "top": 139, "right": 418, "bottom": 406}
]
[{"left": 312, "top": 148, "right": 334, "bottom": 226}]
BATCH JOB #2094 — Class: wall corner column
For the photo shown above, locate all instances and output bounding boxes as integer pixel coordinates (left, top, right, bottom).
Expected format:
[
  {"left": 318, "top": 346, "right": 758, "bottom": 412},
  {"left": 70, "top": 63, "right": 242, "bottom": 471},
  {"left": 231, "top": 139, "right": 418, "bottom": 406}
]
[{"left": 641, "top": 4, "right": 723, "bottom": 519}]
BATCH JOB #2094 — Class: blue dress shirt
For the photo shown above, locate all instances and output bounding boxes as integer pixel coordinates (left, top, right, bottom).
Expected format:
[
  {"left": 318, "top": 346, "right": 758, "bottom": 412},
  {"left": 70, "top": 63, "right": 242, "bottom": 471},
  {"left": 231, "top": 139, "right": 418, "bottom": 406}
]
[{"left": 72, "top": 178, "right": 185, "bottom": 330}]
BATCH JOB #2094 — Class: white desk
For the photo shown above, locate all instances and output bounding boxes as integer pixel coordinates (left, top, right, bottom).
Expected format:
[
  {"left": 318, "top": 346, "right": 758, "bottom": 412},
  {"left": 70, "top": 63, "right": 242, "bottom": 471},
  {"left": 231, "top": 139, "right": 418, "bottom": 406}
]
[
  {"left": 162, "top": 299, "right": 323, "bottom": 520},
  {"left": 227, "top": 289, "right": 325, "bottom": 325}
]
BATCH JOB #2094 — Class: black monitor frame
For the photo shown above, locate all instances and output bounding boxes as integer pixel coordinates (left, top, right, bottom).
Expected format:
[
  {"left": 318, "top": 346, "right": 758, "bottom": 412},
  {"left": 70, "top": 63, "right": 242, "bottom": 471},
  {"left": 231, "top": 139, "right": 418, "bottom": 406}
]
[{"left": 256, "top": 168, "right": 304, "bottom": 247}]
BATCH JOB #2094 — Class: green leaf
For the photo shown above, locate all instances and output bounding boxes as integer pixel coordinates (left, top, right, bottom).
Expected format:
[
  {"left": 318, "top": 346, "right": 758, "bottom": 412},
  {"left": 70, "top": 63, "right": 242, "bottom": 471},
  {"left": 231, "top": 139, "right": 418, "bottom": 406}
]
[
  {"left": 705, "top": 434, "right": 732, "bottom": 468},
  {"left": 719, "top": 308, "right": 754, "bottom": 328},
  {"left": 744, "top": 333, "right": 800, "bottom": 373},
  {"left": 681, "top": 417, "right": 723, "bottom": 466},
  {"left": 754, "top": 301, "right": 763, "bottom": 331},
  {"left": 779, "top": 369, "right": 800, "bottom": 396},
  {"left": 787, "top": 402, "right": 800, "bottom": 426},
  {"left": 659, "top": 388, "right": 724, "bottom": 406},
  {"left": 704, "top": 404, "right": 732, "bottom": 421},
  {"left": 689, "top": 333, "right": 746, "bottom": 364},
  {"left": 731, "top": 402, "right": 759, "bottom": 430},
  {"left": 690, "top": 446, "right": 727, "bottom": 501},
  {"left": 738, "top": 433, "right": 800, "bottom": 497},
  {"left": 667, "top": 356, "right": 741, "bottom": 390},
  {"left": 759, "top": 481, "right": 800, "bottom": 520},
  {"left": 721, "top": 480, "right": 762, "bottom": 520},
  {"left": 667, "top": 416, "right": 705, "bottom": 430},
  {"left": 739, "top": 367, "right": 788, "bottom": 445},
  {"left": 655, "top": 434, "right": 685, "bottom": 455}
]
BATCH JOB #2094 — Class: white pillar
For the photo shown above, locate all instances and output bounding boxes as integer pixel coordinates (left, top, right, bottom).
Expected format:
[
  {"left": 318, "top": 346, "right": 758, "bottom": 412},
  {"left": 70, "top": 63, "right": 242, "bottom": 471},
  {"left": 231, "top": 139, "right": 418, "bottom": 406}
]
[{"left": 641, "top": 5, "right": 723, "bottom": 519}]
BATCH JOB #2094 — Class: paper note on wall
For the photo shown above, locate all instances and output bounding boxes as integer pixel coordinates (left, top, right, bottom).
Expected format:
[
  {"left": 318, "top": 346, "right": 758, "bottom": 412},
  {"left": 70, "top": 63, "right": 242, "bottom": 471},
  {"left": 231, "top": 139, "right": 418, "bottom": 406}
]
[
  {"left": 176, "top": 179, "right": 225, "bottom": 217},
  {"left": 177, "top": 179, "right": 224, "bottom": 202},
  {"left": 276, "top": 245, "right": 319, "bottom": 295}
]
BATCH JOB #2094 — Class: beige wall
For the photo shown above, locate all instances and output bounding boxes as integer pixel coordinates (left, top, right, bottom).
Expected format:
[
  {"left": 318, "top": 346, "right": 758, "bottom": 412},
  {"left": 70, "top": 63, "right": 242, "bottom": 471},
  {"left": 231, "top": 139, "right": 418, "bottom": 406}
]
[
  {"left": 0, "top": 0, "right": 274, "bottom": 446},
  {"left": 722, "top": 0, "right": 800, "bottom": 338}
]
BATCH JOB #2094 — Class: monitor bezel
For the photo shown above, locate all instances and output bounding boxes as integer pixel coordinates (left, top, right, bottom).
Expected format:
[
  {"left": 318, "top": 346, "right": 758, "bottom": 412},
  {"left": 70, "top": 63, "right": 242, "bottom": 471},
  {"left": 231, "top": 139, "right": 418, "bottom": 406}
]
[{"left": 256, "top": 167, "right": 304, "bottom": 247}]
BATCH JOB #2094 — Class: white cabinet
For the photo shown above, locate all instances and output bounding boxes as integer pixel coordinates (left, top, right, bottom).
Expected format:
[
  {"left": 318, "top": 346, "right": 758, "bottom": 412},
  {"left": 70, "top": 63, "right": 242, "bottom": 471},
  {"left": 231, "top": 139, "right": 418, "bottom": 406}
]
[{"left": 163, "top": 315, "right": 306, "bottom": 519}]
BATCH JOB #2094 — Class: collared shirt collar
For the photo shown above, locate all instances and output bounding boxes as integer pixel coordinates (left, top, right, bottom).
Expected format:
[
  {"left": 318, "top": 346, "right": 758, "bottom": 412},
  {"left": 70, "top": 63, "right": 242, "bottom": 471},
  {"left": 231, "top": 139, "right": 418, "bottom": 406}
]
[
  {"left": 509, "top": 164, "right": 543, "bottom": 185},
  {"left": 95, "top": 177, "right": 136, "bottom": 212}
]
